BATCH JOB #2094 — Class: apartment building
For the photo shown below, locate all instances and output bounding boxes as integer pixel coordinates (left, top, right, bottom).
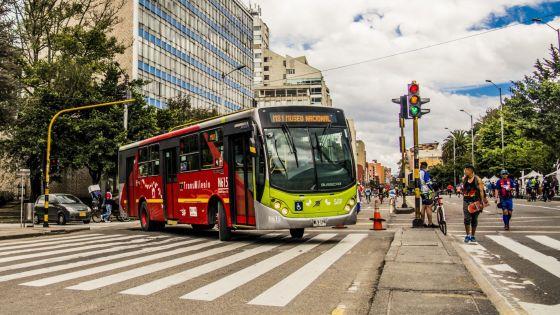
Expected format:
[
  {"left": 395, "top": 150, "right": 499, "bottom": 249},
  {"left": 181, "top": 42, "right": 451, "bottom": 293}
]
[
  {"left": 249, "top": 4, "right": 269, "bottom": 87},
  {"left": 114, "top": 0, "right": 254, "bottom": 111},
  {"left": 254, "top": 49, "right": 332, "bottom": 107}
]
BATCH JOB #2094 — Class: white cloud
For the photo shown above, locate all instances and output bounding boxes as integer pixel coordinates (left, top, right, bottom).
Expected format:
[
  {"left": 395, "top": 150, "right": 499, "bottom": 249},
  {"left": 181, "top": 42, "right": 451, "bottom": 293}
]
[{"left": 244, "top": 0, "right": 557, "bottom": 170}]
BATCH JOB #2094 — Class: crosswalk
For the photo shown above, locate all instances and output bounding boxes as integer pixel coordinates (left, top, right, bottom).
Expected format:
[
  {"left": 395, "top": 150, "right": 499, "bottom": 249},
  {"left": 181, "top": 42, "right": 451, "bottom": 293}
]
[
  {"left": 461, "top": 234, "right": 560, "bottom": 314},
  {"left": 0, "top": 232, "right": 367, "bottom": 308}
]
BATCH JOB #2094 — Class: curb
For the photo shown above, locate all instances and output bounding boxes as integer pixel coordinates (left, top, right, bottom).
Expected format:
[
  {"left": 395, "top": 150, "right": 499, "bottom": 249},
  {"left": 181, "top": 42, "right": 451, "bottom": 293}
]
[
  {"left": 0, "top": 226, "right": 90, "bottom": 241},
  {"left": 451, "top": 239, "right": 528, "bottom": 315}
]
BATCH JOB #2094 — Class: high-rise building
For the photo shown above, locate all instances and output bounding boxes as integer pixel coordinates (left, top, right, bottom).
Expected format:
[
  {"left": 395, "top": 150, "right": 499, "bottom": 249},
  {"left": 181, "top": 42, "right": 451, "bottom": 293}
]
[
  {"left": 114, "top": 0, "right": 254, "bottom": 111},
  {"left": 249, "top": 4, "right": 269, "bottom": 87},
  {"left": 356, "top": 140, "right": 367, "bottom": 184},
  {"left": 254, "top": 49, "right": 332, "bottom": 107}
]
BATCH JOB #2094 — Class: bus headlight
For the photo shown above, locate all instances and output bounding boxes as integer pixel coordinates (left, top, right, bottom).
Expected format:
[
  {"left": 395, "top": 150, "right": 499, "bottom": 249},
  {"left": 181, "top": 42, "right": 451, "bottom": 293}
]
[
  {"left": 348, "top": 198, "right": 356, "bottom": 206},
  {"left": 281, "top": 208, "right": 288, "bottom": 216},
  {"left": 344, "top": 205, "right": 351, "bottom": 212},
  {"left": 273, "top": 201, "right": 281, "bottom": 210}
]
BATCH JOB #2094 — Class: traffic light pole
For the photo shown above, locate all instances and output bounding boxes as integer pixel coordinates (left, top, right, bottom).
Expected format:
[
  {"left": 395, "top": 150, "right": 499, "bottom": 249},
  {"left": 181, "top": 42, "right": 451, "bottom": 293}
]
[
  {"left": 412, "top": 116, "right": 423, "bottom": 227},
  {"left": 398, "top": 114, "right": 409, "bottom": 208}
]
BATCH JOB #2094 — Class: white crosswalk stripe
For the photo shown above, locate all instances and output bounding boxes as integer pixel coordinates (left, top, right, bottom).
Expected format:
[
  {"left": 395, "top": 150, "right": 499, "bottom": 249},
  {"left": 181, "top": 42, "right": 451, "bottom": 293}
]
[
  {"left": 0, "top": 238, "right": 185, "bottom": 282},
  {"left": 527, "top": 235, "right": 560, "bottom": 251},
  {"left": 0, "top": 234, "right": 126, "bottom": 256},
  {"left": 249, "top": 233, "right": 368, "bottom": 307},
  {"left": 486, "top": 235, "right": 560, "bottom": 279},
  {"left": 0, "top": 232, "right": 373, "bottom": 308},
  {"left": 0, "top": 234, "right": 145, "bottom": 263},
  {"left": 0, "top": 233, "right": 104, "bottom": 248},
  {"left": 180, "top": 233, "right": 336, "bottom": 301},
  {"left": 0, "top": 236, "right": 169, "bottom": 273},
  {"left": 20, "top": 239, "right": 219, "bottom": 287}
]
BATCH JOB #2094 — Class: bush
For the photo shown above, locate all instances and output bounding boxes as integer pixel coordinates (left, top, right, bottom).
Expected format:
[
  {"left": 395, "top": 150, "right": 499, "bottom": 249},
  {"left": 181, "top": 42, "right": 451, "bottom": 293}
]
[{"left": 0, "top": 191, "right": 15, "bottom": 206}]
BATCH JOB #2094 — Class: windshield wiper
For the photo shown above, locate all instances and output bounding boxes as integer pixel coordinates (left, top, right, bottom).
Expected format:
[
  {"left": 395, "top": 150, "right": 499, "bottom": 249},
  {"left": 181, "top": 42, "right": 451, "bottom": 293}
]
[{"left": 281, "top": 124, "right": 299, "bottom": 167}]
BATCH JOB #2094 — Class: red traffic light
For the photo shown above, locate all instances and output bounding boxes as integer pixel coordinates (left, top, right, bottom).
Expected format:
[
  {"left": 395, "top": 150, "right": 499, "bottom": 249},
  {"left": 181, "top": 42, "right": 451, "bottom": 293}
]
[{"left": 409, "top": 83, "right": 419, "bottom": 94}]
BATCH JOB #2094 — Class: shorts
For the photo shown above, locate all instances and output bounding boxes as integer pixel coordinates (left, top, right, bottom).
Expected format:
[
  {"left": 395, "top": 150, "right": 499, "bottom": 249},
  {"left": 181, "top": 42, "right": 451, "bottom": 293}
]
[
  {"left": 463, "top": 201, "right": 480, "bottom": 227},
  {"left": 500, "top": 199, "right": 513, "bottom": 211}
]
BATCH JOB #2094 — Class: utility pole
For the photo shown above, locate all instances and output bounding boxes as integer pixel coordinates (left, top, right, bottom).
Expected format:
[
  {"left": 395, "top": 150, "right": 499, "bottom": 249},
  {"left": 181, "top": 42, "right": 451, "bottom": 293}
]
[
  {"left": 398, "top": 112, "right": 409, "bottom": 208},
  {"left": 445, "top": 128, "right": 457, "bottom": 187},
  {"left": 412, "top": 115, "right": 422, "bottom": 227}
]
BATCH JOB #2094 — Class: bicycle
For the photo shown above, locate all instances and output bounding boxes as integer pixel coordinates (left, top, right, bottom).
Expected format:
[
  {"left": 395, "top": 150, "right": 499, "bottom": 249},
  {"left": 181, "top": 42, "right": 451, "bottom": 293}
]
[{"left": 432, "top": 192, "right": 447, "bottom": 235}]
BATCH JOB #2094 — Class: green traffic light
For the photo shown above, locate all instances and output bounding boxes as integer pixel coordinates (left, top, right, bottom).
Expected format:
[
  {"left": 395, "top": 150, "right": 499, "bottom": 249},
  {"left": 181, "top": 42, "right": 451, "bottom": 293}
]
[{"left": 410, "top": 105, "right": 420, "bottom": 116}]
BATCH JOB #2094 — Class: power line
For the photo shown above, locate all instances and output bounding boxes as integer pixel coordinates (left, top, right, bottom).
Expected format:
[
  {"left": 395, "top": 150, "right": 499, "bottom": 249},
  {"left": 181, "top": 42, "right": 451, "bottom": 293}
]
[{"left": 260, "top": 11, "right": 560, "bottom": 86}]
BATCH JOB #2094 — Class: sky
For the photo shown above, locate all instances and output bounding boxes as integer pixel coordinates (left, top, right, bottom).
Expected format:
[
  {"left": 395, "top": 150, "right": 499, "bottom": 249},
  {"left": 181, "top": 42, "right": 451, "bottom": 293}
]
[{"left": 243, "top": 0, "right": 560, "bottom": 171}]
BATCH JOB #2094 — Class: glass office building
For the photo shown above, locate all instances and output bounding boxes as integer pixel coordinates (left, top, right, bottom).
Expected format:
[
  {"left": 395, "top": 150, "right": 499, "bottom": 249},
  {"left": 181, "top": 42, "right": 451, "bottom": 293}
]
[{"left": 121, "top": 0, "right": 254, "bottom": 111}]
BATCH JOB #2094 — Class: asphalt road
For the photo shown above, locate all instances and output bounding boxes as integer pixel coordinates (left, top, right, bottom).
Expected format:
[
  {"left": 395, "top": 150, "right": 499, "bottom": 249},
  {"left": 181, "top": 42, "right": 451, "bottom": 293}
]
[
  {"left": 0, "top": 204, "right": 392, "bottom": 315},
  {"left": 390, "top": 195, "right": 560, "bottom": 314}
]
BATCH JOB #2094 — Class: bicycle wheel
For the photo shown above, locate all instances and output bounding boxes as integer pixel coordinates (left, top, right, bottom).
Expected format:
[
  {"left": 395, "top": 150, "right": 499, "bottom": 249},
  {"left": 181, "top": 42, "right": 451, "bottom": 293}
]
[{"left": 437, "top": 207, "right": 447, "bottom": 235}]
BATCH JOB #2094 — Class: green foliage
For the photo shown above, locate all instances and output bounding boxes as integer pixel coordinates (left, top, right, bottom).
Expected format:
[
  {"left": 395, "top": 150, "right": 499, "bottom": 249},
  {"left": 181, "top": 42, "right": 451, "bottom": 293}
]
[
  {"left": 156, "top": 96, "right": 218, "bottom": 132},
  {"left": 0, "top": 0, "right": 20, "bottom": 124}
]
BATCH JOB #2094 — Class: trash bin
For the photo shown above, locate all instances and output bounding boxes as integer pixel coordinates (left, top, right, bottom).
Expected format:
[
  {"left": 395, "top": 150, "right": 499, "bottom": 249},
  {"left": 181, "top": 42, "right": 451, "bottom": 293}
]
[{"left": 24, "top": 202, "right": 34, "bottom": 224}]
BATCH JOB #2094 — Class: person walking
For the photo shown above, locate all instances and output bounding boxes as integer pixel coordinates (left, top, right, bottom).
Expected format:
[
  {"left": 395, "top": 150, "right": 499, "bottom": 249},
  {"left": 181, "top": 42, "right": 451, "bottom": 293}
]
[
  {"left": 365, "top": 187, "right": 372, "bottom": 204},
  {"left": 495, "top": 170, "right": 516, "bottom": 231},
  {"left": 543, "top": 177, "right": 551, "bottom": 202},
  {"left": 102, "top": 188, "right": 113, "bottom": 223},
  {"left": 462, "top": 164, "right": 487, "bottom": 243},
  {"left": 419, "top": 162, "right": 436, "bottom": 228}
]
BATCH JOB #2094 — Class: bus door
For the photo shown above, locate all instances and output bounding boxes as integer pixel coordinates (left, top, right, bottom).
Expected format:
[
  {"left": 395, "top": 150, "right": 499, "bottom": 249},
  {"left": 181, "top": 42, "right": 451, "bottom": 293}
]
[
  {"left": 162, "top": 148, "right": 178, "bottom": 220},
  {"left": 125, "top": 156, "right": 136, "bottom": 216},
  {"left": 228, "top": 133, "right": 255, "bottom": 225}
]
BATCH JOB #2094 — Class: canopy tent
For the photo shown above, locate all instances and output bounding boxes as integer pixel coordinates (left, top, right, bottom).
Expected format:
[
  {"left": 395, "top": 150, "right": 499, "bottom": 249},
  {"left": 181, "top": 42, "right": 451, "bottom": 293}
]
[
  {"left": 519, "top": 170, "right": 543, "bottom": 180},
  {"left": 489, "top": 176, "right": 499, "bottom": 183}
]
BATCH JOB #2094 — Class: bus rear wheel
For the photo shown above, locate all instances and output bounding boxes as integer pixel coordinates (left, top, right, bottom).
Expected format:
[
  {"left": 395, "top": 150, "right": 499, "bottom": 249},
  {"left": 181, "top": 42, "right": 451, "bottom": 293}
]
[
  {"left": 217, "top": 202, "right": 231, "bottom": 241},
  {"left": 290, "top": 228, "right": 304, "bottom": 239},
  {"left": 139, "top": 202, "right": 154, "bottom": 232}
]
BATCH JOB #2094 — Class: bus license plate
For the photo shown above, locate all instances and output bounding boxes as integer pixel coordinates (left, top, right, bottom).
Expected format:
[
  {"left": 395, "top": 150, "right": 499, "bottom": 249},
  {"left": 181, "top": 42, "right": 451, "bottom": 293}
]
[
  {"left": 79, "top": 211, "right": 86, "bottom": 217},
  {"left": 312, "top": 218, "right": 327, "bottom": 227}
]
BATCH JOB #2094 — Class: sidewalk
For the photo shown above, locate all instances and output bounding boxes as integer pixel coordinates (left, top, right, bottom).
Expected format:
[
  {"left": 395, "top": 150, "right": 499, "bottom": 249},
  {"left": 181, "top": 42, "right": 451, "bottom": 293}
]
[
  {"left": 0, "top": 221, "right": 138, "bottom": 240},
  {"left": 370, "top": 228, "right": 498, "bottom": 315}
]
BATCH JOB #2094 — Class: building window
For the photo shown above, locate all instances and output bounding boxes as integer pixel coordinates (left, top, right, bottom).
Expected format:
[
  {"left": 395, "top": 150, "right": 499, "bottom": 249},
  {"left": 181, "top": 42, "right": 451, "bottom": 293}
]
[
  {"left": 283, "top": 74, "right": 286, "bottom": 79},
  {"left": 286, "top": 69, "right": 295, "bottom": 74},
  {"left": 264, "top": 66, "right": 269, "bottom": 71},
  {"left": 264, "top": 75, "right": 269, "bottom": 80},
  {"left": 311, "top": 87, "right": 322, "bottom": 94},
  {"left": 311, "top": 97, "right": 322, "bottom": 104},
  {"left": 283, "top": 60, "right": 286, "bottom": 67},
  {"left": 263, "top": 57, "right": 269, "bottom": 62}
]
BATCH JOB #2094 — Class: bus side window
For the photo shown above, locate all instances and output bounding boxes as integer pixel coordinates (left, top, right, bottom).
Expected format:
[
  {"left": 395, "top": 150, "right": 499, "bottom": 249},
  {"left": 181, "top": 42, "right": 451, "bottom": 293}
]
[
  {"left": 256, "top": 135, "right": 266, "bottom": 201},
  {"left": 179, "top": 134, "right": 200, "bottom": 172},
  {"left": 138, "top": 145, "right": 159, "bottom": 177},
  {"left": 200, "top": 129, "right": 223, "bottom": 169}
]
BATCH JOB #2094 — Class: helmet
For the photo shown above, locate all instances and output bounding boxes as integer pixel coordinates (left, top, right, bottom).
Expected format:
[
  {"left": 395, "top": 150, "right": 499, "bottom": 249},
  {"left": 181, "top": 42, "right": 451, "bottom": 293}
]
[{"left": 500, "top": 170, "right": 509, "bottom": 175}]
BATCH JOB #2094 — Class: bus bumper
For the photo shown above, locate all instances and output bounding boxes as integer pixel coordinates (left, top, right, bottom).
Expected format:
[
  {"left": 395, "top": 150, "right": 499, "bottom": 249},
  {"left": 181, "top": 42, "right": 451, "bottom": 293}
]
[{"left": 254, "top": 202, "right": 358, "bottom": 230}]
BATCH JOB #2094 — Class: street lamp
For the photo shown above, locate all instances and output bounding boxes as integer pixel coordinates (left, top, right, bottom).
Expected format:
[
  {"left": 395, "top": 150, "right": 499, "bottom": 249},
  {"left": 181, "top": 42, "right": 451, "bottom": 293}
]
[
  {"left": 220, "top": 65, "right": 247, "bottom": 114},
  {"left": 459, "top": 109, "right": 475, "bottom": 166},
  {"left": 532, "top": 18, "right": 560, "bottom": 49},
  {"left": 485, "top": 79, "right": 505, "bottom": 168},
  {"left": 445, "top": 127, "right": 457, "bottom": 187}
]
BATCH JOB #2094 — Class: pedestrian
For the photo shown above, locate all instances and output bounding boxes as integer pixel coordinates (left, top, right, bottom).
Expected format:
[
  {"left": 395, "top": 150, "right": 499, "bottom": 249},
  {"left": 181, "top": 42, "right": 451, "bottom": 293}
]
[
  {"left": 419, "top": 161, "right": 436, "bottom": 228},
  {"left": 494, "top": 170, "right": 516, "bottom": 231},
  {"left": 447, "top": 184, "right": 453, "bottom": 197},
  {"left": 378, "top": 186, "right": 385, "bottom": 204},
  {"left": 365, "top": 187, "right": 372, "bottom": 204},
  {"left": 543, "top": 177, "right": 551, "bottom": 202},
  {"left": 102, "top": 188, "right": 113, "bottom": 223},
  {"left": 462, "top": 164, "right": 487, "bottom": 243}
]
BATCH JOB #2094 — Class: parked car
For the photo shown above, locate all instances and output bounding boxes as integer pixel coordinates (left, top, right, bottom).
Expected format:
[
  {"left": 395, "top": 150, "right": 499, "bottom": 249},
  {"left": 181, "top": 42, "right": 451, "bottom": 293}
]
[{"left": 34, "top": 194, "right": 92, "bottom": 225}]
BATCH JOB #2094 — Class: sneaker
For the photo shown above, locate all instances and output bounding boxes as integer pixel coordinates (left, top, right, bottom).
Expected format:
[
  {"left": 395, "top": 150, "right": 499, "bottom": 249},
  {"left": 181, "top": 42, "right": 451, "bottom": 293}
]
[
  {"left": 505, "top": 225, "right": 510, "bottom": 231},
  {"left": 470, "top": 236, "right": 477, "bottom": 243},
  {"left": 464, "top": 235, "right": 471, "bottom": 243}
]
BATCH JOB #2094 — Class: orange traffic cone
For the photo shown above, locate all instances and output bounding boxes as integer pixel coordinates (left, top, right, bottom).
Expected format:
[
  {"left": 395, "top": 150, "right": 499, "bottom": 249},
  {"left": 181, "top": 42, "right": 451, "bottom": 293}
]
[{"left": 370, "top": 200, "right": 386, "bottom": 230}]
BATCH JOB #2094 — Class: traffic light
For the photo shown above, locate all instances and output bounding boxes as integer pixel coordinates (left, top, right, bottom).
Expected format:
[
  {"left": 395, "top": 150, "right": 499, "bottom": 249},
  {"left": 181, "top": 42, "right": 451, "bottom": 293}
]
[
  {"left": 400, "top": 95, "right": 409, "bottom": 119},
  {"left": 407, "top": 81, "right": 421, "bottom": 118}
]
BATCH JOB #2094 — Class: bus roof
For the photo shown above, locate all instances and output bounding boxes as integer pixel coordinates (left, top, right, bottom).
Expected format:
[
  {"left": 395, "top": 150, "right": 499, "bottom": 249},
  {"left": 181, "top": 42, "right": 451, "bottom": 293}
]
[{"left": 119, "top": 108, "right": 256, "bottom": 152}]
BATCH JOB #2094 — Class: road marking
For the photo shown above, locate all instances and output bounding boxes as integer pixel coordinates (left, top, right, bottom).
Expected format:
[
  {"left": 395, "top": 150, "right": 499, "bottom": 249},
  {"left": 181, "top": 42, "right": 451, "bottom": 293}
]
[
  {"left": 180, "top": 233, "right": 336, "bottom": 300},
  {"left": 487, "top": 235, "right": 560, "bottom": 279},
  {"left": 0, "top": 235, "right": 152, "bottom": 263},
  {"left": 0, "top": 238, "right": 182, "bottom": 282},
  {"left": 0, "top": 236, "right": 168, "bottom": 273},
  {"left": 67, "top": 241, "right": 251, "bottom": 291},
  {"left": 0, "top": 234, "right": 126, "bottom": 256},
  {"left": 123, "top": 237, "right": 296, "bottom": 296},
  {"left": 0, "top": 233, "right": 103, "bottom": 247},
  {"left": 248, "top": 233, "right": 367, "bottom": 307},
  {"left": 519, "top": 302, "right": 560, "bottom": 314},
  {"left": 527, "top": 235, "right": 560, "bottom": 251},
  {"left": 516, "top": 203, "right": 560, "bottom": 211},
  {"left": 20, "top": 239, "right": 220, "bottom": 287}
]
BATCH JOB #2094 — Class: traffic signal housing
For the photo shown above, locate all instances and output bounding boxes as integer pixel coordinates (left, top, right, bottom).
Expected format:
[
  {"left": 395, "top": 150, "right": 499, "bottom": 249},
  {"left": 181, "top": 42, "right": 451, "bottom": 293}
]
[{"left": 407, "top": 82, "right": 421, "bottom": 118}]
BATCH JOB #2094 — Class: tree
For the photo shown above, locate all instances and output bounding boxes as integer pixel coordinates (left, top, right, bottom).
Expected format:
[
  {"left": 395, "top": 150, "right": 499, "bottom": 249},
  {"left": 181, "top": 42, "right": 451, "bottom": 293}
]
[
  {"left": 0, "top": 0, "right": 20, "bottom": 124},
  {"left": 156, "top": 95, "right": 218, "bottom": 132}
]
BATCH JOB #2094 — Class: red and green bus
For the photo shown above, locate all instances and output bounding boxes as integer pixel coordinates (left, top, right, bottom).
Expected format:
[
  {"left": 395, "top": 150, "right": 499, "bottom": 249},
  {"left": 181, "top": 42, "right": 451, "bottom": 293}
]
[{"left": 118, "top": 105, "right": 357, "bottom": 240}]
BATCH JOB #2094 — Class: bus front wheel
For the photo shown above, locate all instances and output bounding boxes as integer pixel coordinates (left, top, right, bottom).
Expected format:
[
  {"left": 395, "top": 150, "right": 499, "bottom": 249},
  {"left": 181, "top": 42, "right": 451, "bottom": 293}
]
[
  {"left": 140, "top": 202, "right": 154, "bottom": 231},
  {"left": 218, "top": 202, "right": 231, "bottom": 241},
  {"left": 290, "top": 228, "right": 304, "bottom": 239}
]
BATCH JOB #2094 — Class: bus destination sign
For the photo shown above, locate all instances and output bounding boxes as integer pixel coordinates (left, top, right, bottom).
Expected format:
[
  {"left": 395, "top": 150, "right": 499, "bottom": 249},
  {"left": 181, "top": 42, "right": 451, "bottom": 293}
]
[{"left": 270, "top": 113, "right": 335, "bottom": 124}]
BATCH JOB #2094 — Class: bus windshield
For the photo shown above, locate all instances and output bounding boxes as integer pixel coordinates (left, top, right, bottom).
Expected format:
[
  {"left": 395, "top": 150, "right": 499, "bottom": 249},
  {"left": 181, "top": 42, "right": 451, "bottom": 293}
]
[{"left": 265, "top": 126, "right": 354, "bottom": 192}]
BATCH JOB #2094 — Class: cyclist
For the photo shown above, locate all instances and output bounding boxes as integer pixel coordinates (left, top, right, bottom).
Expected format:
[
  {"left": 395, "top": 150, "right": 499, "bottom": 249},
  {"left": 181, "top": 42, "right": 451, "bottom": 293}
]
[
  {"left": 495, "top": 170, "right": 516, "bottom": 231},
  {"left": 447, "top": 184, "right": 453, "bottom": 197},
  {"left": 420, "top": 162, "right": 436, "bottom": 228},
  {"left": 462, "top": 164, "right": 487, "bottom": 243}
]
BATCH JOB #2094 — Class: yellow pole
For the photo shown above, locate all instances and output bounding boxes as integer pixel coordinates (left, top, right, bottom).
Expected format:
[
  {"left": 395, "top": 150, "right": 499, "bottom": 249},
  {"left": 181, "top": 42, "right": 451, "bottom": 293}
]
[{"left": 43, "top": 99, "right": 136, "bottom": 227}]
